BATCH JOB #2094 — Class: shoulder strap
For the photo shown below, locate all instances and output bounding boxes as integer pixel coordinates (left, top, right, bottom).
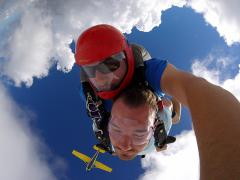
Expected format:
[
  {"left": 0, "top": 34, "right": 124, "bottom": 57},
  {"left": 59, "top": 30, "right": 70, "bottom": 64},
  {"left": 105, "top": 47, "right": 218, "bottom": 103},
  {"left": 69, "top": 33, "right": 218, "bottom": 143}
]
[
  {"left": 131, "top": 43, "right": 154, "bottom": 91},
  {"left": 153, "top": 118, "right": 176, "bottom": 149},
  {"left": 152, "top": 98, "right": 176, "bottom": 151}
]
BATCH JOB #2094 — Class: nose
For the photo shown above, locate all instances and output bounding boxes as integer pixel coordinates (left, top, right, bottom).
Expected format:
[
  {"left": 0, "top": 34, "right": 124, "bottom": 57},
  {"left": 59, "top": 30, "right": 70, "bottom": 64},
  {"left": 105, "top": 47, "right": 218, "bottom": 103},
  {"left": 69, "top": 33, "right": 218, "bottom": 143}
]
[
  {"left": 117, "top": 135, "right": 132, "bottom": 152},
  {"left": 95, "top": 70, "right": 105, "bottom": 79},
  {"left": 90, "top": 71, "right": 109, "bottom": 87},
  {"left": 95, "top": 70, "right": 106, "bottom": 78},
  {"left": 95, "top": 70, "right": 110, "bottom": 82}
]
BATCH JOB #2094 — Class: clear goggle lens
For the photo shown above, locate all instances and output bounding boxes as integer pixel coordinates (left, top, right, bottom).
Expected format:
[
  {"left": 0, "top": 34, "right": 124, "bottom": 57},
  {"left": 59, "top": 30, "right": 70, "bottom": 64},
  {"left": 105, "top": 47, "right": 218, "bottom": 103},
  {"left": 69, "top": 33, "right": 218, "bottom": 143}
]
[
  {"left": 82, "top": 52, "right": 126, "bottom": 78},
  {"left": 108, "top": 125, "right": 154, "bottom": 146}
]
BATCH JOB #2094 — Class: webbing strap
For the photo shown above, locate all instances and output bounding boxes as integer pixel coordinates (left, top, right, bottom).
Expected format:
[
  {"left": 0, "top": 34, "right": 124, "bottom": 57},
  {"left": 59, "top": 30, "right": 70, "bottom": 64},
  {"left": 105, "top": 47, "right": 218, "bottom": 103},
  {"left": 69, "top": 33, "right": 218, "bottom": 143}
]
[
  {"left": 82, "top": 82, "right": 113, "bottom": 153},
  {"left": 154, "top": 120, "right": 176, "bottom": 149}
]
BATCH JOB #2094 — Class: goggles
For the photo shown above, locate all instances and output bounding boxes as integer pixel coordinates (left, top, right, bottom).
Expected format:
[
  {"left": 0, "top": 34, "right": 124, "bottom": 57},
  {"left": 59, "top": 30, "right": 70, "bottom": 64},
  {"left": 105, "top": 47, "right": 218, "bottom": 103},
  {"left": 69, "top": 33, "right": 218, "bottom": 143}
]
[
  {"left": 82, "top": 52, "right": 126, "bottom": 78},
  {"left": 108, "top": 123, "right": 154, "bottom": 146}
]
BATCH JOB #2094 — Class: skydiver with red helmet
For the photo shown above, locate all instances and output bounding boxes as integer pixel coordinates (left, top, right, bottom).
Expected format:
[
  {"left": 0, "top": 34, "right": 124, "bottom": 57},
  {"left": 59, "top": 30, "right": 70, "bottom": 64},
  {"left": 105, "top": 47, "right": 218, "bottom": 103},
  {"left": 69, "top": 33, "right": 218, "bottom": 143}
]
[
  {"left": 75, "top": 24, "right": 181, "bottom": 156},
  {"left": 75, "top": 24, "right": 137, "bottom": 99}
]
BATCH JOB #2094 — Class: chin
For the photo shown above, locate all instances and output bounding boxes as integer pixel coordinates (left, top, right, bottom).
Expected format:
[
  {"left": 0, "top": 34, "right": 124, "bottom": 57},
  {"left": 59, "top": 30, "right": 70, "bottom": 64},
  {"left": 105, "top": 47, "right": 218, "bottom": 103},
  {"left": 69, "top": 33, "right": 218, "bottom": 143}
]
[{"left": 118, "top": 154, "right": 136, "bottom": 161}]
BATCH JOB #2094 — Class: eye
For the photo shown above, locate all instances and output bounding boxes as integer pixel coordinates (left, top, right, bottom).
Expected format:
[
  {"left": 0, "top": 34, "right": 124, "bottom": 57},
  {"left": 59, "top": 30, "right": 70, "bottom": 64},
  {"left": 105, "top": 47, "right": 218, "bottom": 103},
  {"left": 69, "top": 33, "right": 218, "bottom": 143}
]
[
  {"left": 133, "top": 135, "right": 144, "bottom": 139},
  {"left": 109, "top": 126, "right": 121, "bottom": 133},
  {"left": 104, "top": 59, "right": 120, "bottom": 71},
  {"left": 113, "top": 128, "right": 121, "bottom": 133}
]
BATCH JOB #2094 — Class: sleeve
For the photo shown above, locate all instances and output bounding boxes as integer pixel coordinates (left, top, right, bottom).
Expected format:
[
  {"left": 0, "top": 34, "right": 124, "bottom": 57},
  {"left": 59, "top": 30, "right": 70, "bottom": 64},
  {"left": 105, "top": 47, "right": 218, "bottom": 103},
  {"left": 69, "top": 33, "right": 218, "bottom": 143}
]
[{"left": 144, "top": 58, "right": 168, "bottom": 97}]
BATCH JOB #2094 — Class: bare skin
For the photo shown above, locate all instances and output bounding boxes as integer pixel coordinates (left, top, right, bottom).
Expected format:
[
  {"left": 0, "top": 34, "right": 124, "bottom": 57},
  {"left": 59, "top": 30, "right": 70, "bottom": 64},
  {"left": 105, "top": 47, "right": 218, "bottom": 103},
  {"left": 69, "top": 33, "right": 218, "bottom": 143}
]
[
  {"left": 109, "top": 99, "right": 155, "bottom": 160},
  {"left": 161, "top": 64, "right": 240, "bottom": 180}
]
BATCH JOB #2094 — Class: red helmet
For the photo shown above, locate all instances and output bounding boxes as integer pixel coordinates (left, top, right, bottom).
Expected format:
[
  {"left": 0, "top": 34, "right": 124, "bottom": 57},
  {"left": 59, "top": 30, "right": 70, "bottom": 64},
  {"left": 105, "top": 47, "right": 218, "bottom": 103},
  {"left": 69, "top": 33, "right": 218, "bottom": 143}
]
[{"left": 75, "top": 24, "right": 135, "bottom": 99}]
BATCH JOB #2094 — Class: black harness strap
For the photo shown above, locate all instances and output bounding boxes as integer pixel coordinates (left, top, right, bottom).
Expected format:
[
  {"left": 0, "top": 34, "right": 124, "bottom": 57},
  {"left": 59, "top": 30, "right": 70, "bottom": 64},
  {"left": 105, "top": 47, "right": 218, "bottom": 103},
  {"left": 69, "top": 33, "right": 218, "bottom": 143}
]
[
  {"left": 82, "top": 82, "right": 113, "bottom": 153},
  {"left": 153, "top": 119, "right": 176, "bottom": 149}
]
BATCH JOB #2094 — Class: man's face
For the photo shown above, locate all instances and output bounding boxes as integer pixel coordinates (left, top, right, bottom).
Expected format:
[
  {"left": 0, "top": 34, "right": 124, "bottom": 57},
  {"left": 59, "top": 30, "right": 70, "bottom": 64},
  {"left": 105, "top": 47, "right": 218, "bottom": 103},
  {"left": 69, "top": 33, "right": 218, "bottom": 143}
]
[
  {"left": 109, "top": 98, "right": 156, "bottom": 160},
  {"left": 85, "top": 53, "right": 128, "bottom": 91}
]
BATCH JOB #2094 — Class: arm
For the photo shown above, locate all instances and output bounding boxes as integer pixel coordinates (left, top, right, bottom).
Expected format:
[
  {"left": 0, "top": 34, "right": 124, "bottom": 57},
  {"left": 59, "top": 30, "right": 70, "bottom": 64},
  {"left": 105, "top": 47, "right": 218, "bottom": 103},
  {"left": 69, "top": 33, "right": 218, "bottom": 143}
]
[{"left": 161, "top": 64, "right": 240, "bottom": 180}]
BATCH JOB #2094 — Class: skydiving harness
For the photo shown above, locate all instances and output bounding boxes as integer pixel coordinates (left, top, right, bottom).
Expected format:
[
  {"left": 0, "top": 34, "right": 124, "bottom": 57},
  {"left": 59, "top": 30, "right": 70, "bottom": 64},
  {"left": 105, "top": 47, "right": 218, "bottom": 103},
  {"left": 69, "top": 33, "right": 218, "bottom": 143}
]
[
  {"left": 81, "top": 44, "right": 176, "bottom": 155},
  {"left": 82, "top": 81, "right": 113, "bottom": 153}
]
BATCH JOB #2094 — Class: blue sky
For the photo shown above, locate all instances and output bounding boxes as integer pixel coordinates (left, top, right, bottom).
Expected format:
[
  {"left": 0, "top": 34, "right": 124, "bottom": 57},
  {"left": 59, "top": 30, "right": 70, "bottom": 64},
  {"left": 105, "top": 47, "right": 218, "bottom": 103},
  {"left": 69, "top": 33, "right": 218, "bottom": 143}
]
[{"left": 0, "top": 1, "right": 240, "bottom": 180}]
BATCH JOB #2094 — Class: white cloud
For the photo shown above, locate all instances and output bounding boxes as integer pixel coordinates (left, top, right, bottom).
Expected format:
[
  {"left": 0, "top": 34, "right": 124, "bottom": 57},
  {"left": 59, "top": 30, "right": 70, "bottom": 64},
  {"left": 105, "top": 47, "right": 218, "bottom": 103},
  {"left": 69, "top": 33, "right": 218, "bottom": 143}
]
[
  {"left": 139, "top": 131, "right": 199, "bottom": 180},
  {"left": 0, "top": 0, "right": 186, "bottom": 87},
  {"left": 191, "top": 56, "right": 220, "bottom": 85},
  {"left": 191, "top": 55, "right": 240, "bottom": 101},
  {"left": 187, "top": 0, "right": 240, "bottom": 46},
  {"left": 0, "top": 0, "right": 240, "bottom": 85},
  {"left": 221, "top": 71, "right": 240, "bottom": 101},
  {"left": 1, "top": 0, "right": 240, "bottom": 86},
  {"left": 2, "top": 6, "right": 54, "bottom": 87},
  {"left": 0, "top": 82, "right": 66, "bottom": 180}
]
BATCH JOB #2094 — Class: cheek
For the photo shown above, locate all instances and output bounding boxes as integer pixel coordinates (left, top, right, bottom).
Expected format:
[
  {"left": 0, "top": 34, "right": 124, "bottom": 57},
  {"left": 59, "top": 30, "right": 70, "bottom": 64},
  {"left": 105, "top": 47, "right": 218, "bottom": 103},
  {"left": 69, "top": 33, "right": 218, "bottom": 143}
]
[
  {"left": 133, "top": 143, "right": 148, "bottom": 152},
  {"left": 108, "top": 131, "right": 119, "bottom": 145},
  {"left": 109, "top": 133, "right": 147, "bottom": 152},
  {"left": 113, "top": 61, "right": 127, "bottom": 79}
]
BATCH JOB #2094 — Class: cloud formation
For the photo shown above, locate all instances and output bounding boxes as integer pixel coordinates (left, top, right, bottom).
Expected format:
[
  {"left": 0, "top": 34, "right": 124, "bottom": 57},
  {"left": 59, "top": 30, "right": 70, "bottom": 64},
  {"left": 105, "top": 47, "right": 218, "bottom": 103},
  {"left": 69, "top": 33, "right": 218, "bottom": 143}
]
[
  {"left": 1, "top": 0, "right": 240, "bottom": 87},
  {"left": 0, "top": 0, "right": 185, "bottom": 87},
  {"left": 140, "top": 131, "right": 199, "bottom": 180},
  {"left": 0, "top": 82, "right": 66, "bottom": 180},
  {"left": 187, "top": 0, "right": 240, "bottom": 46},
  {"left": 191, "top": 54, "right": 240, "bottom": 101}
]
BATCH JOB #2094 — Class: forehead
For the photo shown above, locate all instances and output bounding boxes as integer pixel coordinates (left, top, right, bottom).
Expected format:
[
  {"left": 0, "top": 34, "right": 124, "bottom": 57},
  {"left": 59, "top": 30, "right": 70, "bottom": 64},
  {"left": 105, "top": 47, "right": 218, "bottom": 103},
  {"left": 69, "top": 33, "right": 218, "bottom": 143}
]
[{"left": 111, "top": 98, "right": 155, "bottom": 128}]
